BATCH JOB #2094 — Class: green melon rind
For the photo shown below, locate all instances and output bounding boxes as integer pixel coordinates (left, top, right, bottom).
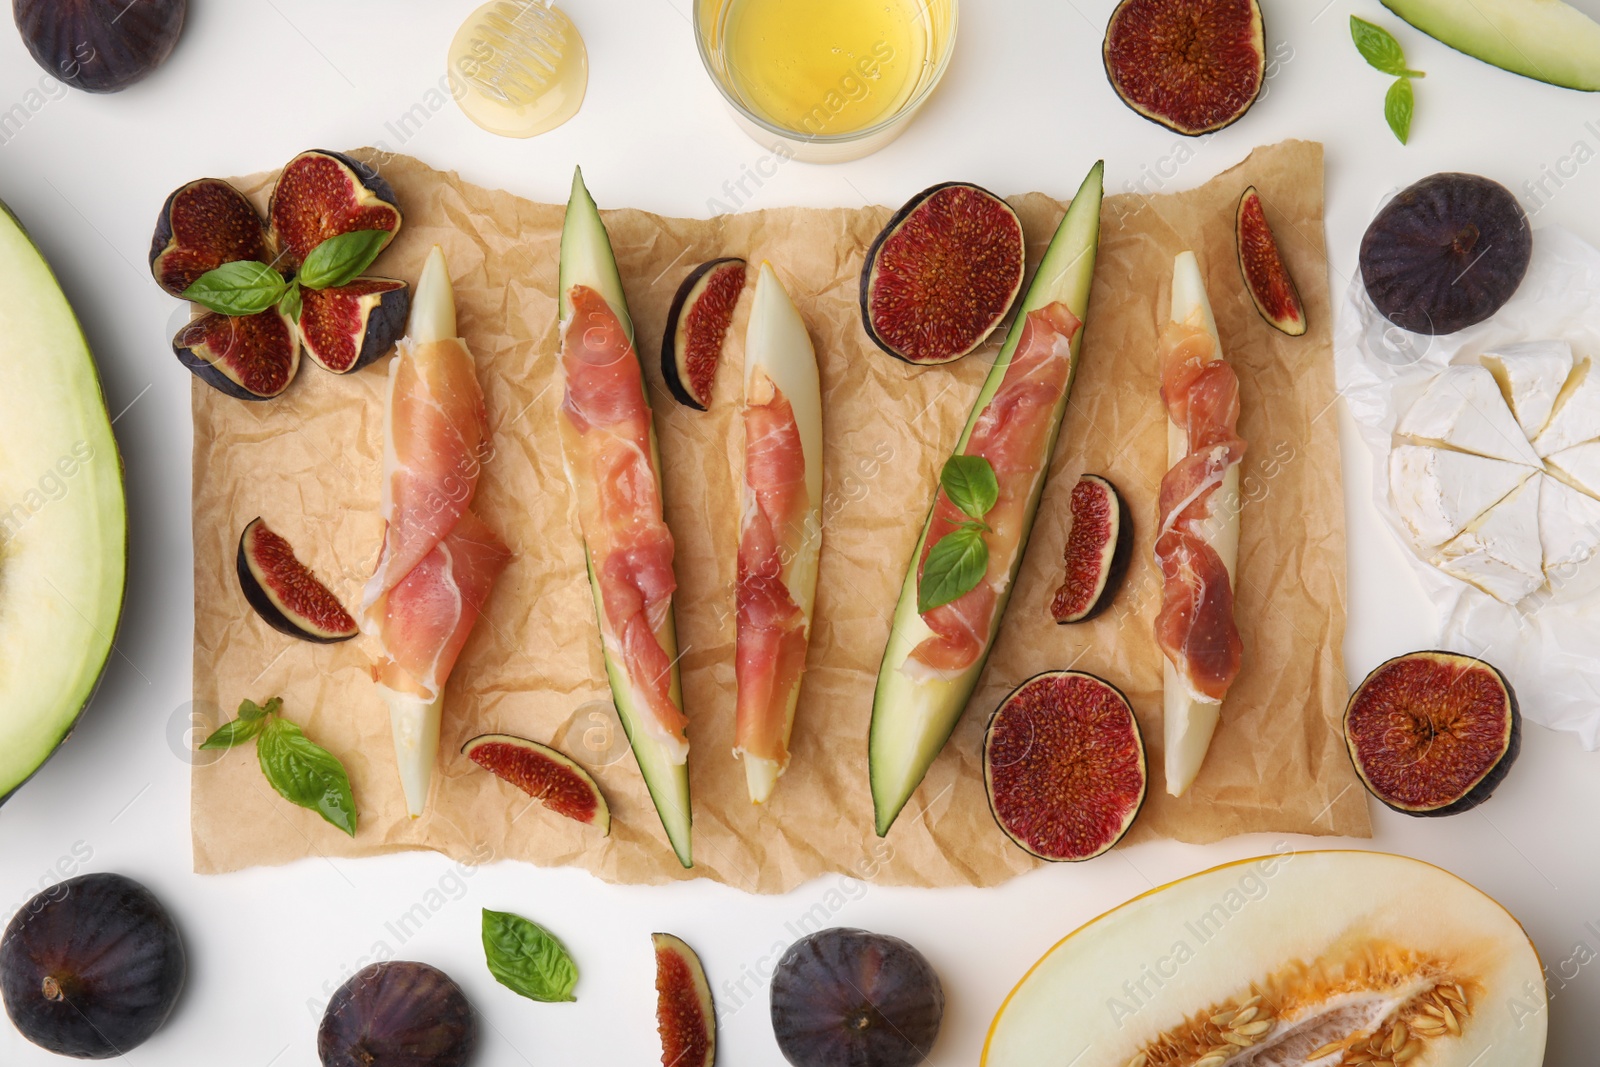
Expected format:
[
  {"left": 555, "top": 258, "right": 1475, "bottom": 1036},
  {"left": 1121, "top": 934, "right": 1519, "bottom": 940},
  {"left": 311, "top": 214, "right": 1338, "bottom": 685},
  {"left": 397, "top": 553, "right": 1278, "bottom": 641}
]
[
  {"left": 1381, "top": 0, "right": 1600, "bottom": 92},
  {"left": 559, "top": 168, "right": 691, "bottom": 868},
  {"left": 869, "top": 162, "right": 1105, "bottom": 837}
]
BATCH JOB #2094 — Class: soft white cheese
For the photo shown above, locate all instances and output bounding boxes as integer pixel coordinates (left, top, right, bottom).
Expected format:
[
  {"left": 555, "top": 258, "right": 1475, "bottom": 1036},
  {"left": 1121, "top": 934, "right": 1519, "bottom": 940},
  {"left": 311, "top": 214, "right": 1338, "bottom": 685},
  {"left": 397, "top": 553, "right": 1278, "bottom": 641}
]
[
  {"left": 1482, "top": 340, "right": 1574, "bottom": 439},
  {"left": 1397, "top": 364, "right": 1543, "bottom": 466},
  {"left": 1539, "top": 474, "right": 1600, "bottom": 579},
  {"left": 1437, "top": 474, "right": 1546, "bottom": 604},
  {"left": 1548, "top": 441, "right": 1600, "bottom": 499},
  {"left": 1389, "top": 444, "right": 1536, "bottom": 548},
  {"left": 1534, "top": 359, "right": 1600, "bottom": 457}
]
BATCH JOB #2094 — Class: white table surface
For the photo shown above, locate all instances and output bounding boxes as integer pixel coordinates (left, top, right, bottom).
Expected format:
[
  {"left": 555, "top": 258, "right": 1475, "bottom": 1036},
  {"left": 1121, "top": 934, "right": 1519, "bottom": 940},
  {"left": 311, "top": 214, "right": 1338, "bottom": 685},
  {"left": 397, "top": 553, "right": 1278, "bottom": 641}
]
[{"left": 2, "top": 1, "right": 1598, "bottom": 1063}]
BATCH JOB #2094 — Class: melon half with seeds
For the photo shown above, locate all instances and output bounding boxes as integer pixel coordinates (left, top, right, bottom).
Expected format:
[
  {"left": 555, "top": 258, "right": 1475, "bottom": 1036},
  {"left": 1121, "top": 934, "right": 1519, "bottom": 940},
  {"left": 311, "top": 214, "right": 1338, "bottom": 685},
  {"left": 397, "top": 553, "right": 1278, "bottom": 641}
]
[{"left": 983, "top": 851, "right": 1545, "bottom": 1067}]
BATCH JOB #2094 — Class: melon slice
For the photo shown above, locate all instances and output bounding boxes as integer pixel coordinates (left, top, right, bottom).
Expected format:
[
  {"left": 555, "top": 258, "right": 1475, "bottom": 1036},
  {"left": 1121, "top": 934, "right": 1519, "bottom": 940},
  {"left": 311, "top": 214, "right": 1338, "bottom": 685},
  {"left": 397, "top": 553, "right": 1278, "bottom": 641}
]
[{"left": 984, "top": 851, "right": 1545, "bottom": 1067}]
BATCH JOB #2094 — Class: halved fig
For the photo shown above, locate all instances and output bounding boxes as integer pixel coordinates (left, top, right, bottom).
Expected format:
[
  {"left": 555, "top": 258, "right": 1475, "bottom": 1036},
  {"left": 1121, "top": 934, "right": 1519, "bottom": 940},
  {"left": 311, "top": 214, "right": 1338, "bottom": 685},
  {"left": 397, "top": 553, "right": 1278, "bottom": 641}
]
[
  {"left": 1344, "top": 650, "right": 1521, "bottom": 817},
  {"left": 269, "top": 150, "right": 402, "bottom": 273},
  {"left": 1103, "top": 0, "right": 1266, "bottom": 136},
  {"left": 661, "top": 258, "right": 746, "bottom": 410},
  {"left": 236, "top": 517, "right": 359, "bottom": 642},
  {"left": 1050, "top": 474, "right": 1132, "bottom": 623},
  {"left": 148, "top": 178, "right": 270, "bottom": 298},
  {"left": 297, "top": 278, "right": 411, "bottom": 374},
  {"left": 984, "top": 671, "right": 1146, "bottom": 861},
  {"left": 1236, "top": 185, "right": 1307, "bottom": 337},
  {"left": 173, "top": 309, "right": 299, "bottom": 401},
  {"left": 653, "top": 933, "right": 715, "bottom": 1067},
  {"left": 860, "top": 183, "right": 1026, "bottom": 366},
  {"left": 463, "top": 733, "right": 611, "bottom": 834}
]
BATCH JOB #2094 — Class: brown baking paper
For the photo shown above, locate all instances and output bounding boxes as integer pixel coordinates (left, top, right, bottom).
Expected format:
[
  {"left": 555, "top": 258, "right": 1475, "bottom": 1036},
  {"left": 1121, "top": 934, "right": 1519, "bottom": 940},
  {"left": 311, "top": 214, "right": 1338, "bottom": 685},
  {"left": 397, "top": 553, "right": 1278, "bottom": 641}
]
[{"left": 192, "top": 138, "right": 1368, "bottom": 889}]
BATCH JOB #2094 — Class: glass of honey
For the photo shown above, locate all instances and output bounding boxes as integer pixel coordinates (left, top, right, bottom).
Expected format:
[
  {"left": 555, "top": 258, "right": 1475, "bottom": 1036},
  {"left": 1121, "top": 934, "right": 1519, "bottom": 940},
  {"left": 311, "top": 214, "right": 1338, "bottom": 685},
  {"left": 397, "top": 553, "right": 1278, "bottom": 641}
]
[{"left": 695, "top": 0, "right": 957, "bottom": 164}]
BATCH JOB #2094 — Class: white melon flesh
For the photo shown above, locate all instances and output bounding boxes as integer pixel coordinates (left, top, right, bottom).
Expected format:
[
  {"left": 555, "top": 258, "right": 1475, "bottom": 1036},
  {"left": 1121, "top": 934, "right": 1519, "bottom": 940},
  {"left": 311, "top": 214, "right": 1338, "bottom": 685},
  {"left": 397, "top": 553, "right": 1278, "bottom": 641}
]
[
  {"left": 1382, "top": 0, "right": 1600, "bottom": 92},
  {"left": 0, "top": 204, "right": 126, "bottom": 801},
  {"left": 984, "top": 851, "right": 1546, "bottom": 1067}
]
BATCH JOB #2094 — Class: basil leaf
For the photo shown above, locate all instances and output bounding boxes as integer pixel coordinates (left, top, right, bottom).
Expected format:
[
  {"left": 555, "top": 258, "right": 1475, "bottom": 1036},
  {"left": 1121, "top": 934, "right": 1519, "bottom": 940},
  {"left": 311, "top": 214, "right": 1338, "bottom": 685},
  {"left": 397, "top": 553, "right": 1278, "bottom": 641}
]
[
  {"left": 941, "top": 455, "right": 999, "bottom": 520},
  {"left": 1385, "top": 77, "right": 1414, "bottom": 145},
  {"left": 256, "top": 718, "right": 358, "bottom": 836},
  {"left": 297, "top": 229, "right": 392, "bottom": 290},
  {"left": 277, "top": 281, "right": 302, "bottom": 324},
  {"left": 918, "top": 526, "right": 989, "bottom": 613},
  {"left": 482, "top": 909, "right": 579, "bottom": 1003},
  {"left": 199, "top": 715, "right": 264, "bottom": 750},
  {"left": 181, "top": 261, "right": 288, "bottom": 317},
  {"left": 239, "top": 696, "right": 281, "bottom": 722},
  {"left": 1350, "top": 16, "right": 1421, "bottom": 77}
]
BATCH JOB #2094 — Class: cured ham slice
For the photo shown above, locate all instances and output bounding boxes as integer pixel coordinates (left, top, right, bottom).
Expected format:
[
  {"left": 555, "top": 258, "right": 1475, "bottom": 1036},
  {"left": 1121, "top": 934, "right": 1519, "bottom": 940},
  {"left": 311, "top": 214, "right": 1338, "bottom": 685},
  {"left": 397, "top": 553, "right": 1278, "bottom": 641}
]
[
  {"left": 1156, "top": 252, "right": 1245, "bottom": 797},
  {"left": 365, "top": 247, "right": 509, "bottom": 816},
  {"left": 558, "top": 283, "right": 689, "bottom": 760},
  {"left": 908, "top": 302, "right": 1081, "bottom": 675},
  {"left": 734, "top": 264, "right": 822, "bottom": 803}
]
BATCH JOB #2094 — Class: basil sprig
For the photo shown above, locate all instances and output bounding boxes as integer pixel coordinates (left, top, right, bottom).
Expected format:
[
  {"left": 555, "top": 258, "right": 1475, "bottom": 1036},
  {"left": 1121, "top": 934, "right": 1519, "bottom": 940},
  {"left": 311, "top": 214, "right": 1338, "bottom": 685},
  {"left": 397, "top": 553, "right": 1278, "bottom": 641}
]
[
  {"left": 1351, "top": 16, "right": 1424, "bottom": 144},
  {"left": 179, "top": 228, "right": 391, "bottom": 318},
  {"left": 200, "top": 697, "right": 358, "bottom": 836},
  {"left": 482, "top": 909, "right": 579, "bottom": 1003},
  {"left": 918, "top": 455, "right": 1000, "bottom": 614}
]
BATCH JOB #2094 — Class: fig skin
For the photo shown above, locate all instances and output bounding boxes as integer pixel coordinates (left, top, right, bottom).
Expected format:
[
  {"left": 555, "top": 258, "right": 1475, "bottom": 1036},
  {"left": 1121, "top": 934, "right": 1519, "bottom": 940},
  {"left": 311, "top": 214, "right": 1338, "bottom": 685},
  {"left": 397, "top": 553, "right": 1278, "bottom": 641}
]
[
  {"left": 237, "top": 517, "right": 360, "bottom": 643},
  {"left": 771, "top": 928, "right": 944, "bottom": 1067},
  {"left": 172, "top": 308, "right": 301, "bottom": 401},
  {"left": 1359, "top": 173, "right": 1531, "bottom": 336},
  {"left": 149, "top": 178, "right": 271, "bottom": 298},
  {"left": 1051, "top": 474, "right": 1133, "bottom": 624},
  {"left": 14, "top": 0, "right": 186, "bottom": 94},
  {"left": 1, "top": 873, "right": 186, "bottom": 1060},
  {"left": 297, "top": 278, "right": 412, "bottom": 375},
  {"left": 319, "top": 961, "right": 476, "bottom": 1067},
  {"left": 661, "top": 258, "right": 747, "bottom": 411}
]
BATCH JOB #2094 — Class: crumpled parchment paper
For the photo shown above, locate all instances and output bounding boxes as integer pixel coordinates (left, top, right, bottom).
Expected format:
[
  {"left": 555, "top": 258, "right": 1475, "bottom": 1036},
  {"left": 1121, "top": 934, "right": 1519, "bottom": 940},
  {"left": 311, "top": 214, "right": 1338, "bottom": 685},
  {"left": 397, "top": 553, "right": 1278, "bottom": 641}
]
[
  {"left": 1337, "top": 219, "right": 1600, "bottom": 747},
  {"left": 192, "top": 138, "right": 1368, "bottom": 890}
]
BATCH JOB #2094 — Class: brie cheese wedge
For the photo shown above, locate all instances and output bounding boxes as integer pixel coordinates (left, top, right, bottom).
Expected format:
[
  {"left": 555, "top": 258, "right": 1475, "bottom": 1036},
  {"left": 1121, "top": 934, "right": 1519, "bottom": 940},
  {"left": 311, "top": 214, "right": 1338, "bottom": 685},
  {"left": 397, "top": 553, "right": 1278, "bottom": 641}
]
[
  {"left": 1483, "top": 340, "right": 1574, "bottom": 439},
  {"left": 1390, "top": 444, "right": 1536, "bottom": 548},
  {"left": 1547, "top": 441, "right": 1600, "bottom": 499},
  {"left": 1397, "top": 364, "right": 1543, "bottom": 466},
  {"left": 1437, "top": 474, "right": 1545, "bottom": 604},
  {"left": 1539, "top": 474, "right": 1600, "bottom": 578},
  {"left": 1534, "top": 358, "right": 1600, "bottom": 457}
]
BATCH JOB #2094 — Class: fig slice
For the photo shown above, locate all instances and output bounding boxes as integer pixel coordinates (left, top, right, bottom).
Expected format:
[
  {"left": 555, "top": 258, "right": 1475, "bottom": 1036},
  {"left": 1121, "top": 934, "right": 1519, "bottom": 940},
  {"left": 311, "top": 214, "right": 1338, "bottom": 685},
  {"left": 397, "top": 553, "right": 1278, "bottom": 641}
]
[
  {"left": 236, "top": 517, "right": 359, "bottom": 643},
  {"left": 173, "top": 308, "right": 300, "bottom": 401},
  {"left": 462, "top": 733, "right": 611, "bottom": 834},
  {"left": 1103, "top": 0, "right": 1266, "bottom": 136},
  {"left": 860, "top": 182, "right": 1026, "bottom": 366},
  {"left": 652, "top": 933, "right": 715, "bottom": 1067},
  {"left": 983, "top": 671, "right": 1146, "bottom": 861},
  {"left": 1236, "top": 185, "right": 1307, "bottom": 337},
  {"left": 269, "top": 150, "right": 402, "bottom": 273},
  {"left": 148, "top": 178, "right": 271, "bottom": 298},
  {"left": 1344, "top": 650, "right": 1521, "bottom": 817},
  {"left": 1050, "top": 474, "right": 1133, "bottom": 623},
  {"left": 296, "top": 278, "right": 411, "bottom": 374},
  {"left": 661, "top": 258, "right": 747, "bottom": 411}
]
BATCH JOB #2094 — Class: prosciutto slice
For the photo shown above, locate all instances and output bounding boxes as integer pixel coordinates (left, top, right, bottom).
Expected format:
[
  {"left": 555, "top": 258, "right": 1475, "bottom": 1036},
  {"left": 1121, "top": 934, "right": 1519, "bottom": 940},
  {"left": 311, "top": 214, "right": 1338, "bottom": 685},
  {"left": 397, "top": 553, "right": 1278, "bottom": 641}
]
[
  {"left": 1154, "top": 320, "right": 1244, "bottom": 702},
  {"left": 909, "top": 302, "right": 1081, "bottom": 675},
  {"left": 558, "top": 283, "right": 689, "bottom": 759}
]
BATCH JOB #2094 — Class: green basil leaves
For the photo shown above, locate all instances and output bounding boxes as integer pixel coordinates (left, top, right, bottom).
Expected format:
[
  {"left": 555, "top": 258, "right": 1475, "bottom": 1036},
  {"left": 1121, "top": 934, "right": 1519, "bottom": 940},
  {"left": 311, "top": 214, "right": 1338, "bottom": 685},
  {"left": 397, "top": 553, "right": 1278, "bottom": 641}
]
[
  {"left": 482, "top": 909, "right": 579, "bottom": 1003},
  {"left": 918, "top": 455, "right": 1000, "bottom": 614},
  {"left": 200, "top": 696, "right": 357, "bottom": 837},
  {"left": 1351, "top": 16, "right": 1423, "bottom": 144},
  {"left": 179, "top": 228, "right": 391, "bottom": 318}
]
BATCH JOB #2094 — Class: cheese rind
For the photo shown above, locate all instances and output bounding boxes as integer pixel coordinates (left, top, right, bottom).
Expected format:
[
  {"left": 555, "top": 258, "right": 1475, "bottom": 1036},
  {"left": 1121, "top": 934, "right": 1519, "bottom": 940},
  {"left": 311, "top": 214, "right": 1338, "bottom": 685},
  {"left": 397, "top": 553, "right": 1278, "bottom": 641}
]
[
  {"left": 1436, "top": 474, "right": 1545, "bottom": 604},
  {"left": 1397, "top": 364, "right": 1543, "bottom": 466},
  {"left": 1539, "top": 474, "right": 1600, "bottom": 575},
  {"left": 1389, "top": 444, "right": 1535, "bottom": 548},
  {"left": 1483, "top": 340, "right": 1574, "bottom": 439}
]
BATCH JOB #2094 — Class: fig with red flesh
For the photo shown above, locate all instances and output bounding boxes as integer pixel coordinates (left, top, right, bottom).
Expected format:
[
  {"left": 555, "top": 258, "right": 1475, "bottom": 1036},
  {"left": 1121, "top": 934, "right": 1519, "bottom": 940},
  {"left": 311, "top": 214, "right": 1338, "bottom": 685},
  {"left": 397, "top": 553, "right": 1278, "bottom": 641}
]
[
  {"left": 269, "top": 150, "right": 403, "bottom": 274},
  {"left": 149, "top": 178, "right": 270, "bottom": 298},
  {"left": 236, "top": 517, "right": 359, "bottom": 642},
  {"left": 653, "top": 933, "right": 715, "bottom": 1067},
  {"left": 318, "top": 961, "right": 476, "bottom": 1067},
  {"left": 1344, "top": 650, "right": 1521, "bottom": 817},
  {"left": 1, "top": 873, "right": 186, "bottom": 1060},
  {"left": 860, "top": 182, "right": 1026, "bottom": 366},
  {"left": 662, "top": 258, "right": 747, "bottom": 410},
  {"left": 771, "top": 928, "right": 943, "bottom": 1067},
  {"left": 462, "top": 733, "right": 611, "bottom": 835},
  {"left": 984, "top": 671, "right": 1146, "bottom": 861},
  {"left": 14, "top": 0, "right": 187, "bottom": 95},
  {"left": 1236, "top": 185, "right": 1307, "bottom": 337},
  {"left": 1051, "top": 474, "right": 1132, "bottom": 624},
  {"left": 174, "top": 309, "right": 300, "bottom": 401},
  {"left": 297, "top": 278, "right": 411, "bottom": 374},
  {"left": 1360, "top": 172, "right": 1531, "bottom": 336},
  {"left": 1103, "top": 0, "right": 1265, "bottom": 136}
]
